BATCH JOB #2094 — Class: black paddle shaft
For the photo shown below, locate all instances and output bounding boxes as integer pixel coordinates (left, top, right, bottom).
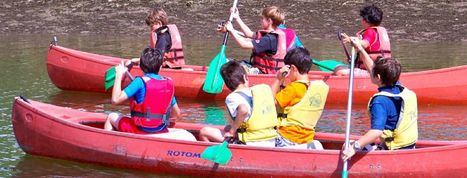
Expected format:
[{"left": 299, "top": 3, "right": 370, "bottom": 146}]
[
  {"left": 337, "top": 30, "right": 354, "bottom": 64},
  {"left": 222, "top": 31, "right": 230, "bottom": 46}
]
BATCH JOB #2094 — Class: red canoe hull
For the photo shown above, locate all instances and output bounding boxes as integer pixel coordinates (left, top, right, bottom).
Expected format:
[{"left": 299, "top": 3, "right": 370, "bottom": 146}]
[
  {"left": 11, "top": 97, "right": 467, "bottom": 177},
  {"left": 46, "top": 45, "right": 467, "bottom": 105}
]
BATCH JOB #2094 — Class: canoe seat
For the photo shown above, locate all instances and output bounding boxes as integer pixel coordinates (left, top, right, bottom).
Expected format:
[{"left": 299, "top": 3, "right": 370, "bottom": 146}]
[{"left": 147, "top": 128, "right": 197, "bottom": 141}]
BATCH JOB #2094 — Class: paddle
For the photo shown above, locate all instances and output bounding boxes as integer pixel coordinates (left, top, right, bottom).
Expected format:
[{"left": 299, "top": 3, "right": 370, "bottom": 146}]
[
  {"left": 104, "top": 62, "right": 134, "bottom": 91},
  {"left": 202, "top": 0, "right": 239, "bottom": 94},
  {"left": 201, "top": 137, "right": 233, "bottom": 165},
  {"left": 341, "top": 33, "right": 358, "bottom": 178},
  {"left": 312, "top": 59, "right": 345, "bottom": 72},
  {"left": 338, "top": 29, "right": 352, "bottom": 64}
]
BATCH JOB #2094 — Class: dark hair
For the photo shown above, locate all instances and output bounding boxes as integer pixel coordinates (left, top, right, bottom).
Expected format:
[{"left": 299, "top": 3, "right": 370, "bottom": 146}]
[
  {"left": 360, "top": 4, "right": 383, "bottom": 26},
  {"left": 372, "top": 57, "right": 401, "bottom": 86},
  {"left": 220, "top": 60, "right": 246, "bottom": 91},
  {"left": 283, "top": 47, "right": 312, "bottom": 74},
  {"left": 140, "top": 48, "right": 163, "bottom": 74},
  {"left": 146, "top": 7, "right": 168, "bottom": 26}
]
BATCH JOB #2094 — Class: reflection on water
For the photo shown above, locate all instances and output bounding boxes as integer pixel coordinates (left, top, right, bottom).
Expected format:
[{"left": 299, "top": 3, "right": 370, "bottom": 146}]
[
  {"left": 0, "top": 34, "right": 466, "bottom": 177},
  {"left": 11, "top": 155, "right": 187, "bottom": 178}
]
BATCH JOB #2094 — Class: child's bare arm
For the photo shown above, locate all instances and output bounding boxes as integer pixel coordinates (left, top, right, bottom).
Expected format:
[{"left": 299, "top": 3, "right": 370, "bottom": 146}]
[
  {"left": 225, "top": 22, "right": 254, "bottom": 49},
  {"left": 227, "top": 104, "right": 248, "bottom": 136},
  {"left": 169, "top": 103, "right": 181, "bottom": 121},
  {"left": 231, "top": 8, "right": 254, "bottom": 38},
  {"left": 111, "top": 62, "right": 129, "bottom": 104},
  {"left": 351, "top": 38, "right": 374, "bottom": 75}
]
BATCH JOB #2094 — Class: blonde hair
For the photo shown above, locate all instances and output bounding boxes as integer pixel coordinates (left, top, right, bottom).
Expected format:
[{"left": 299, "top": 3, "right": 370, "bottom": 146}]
[
  {"left": 145, "top": 7, "right": 168, "bottom": 26},
  {"left": 262, "top": 6, "right": 285, "bottom": 27}
]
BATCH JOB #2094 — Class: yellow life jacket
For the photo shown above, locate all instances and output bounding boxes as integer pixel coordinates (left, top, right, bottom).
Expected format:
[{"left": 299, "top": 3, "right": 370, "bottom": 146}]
[
  {"left": 237, "top": 84, "right": 279, "bottom": 143},
  {"left": 368, "top": 87, "right": 418, "bottom": 150},
  {"left": 279, "top": 80, "right": 329, "bottom": 130}
]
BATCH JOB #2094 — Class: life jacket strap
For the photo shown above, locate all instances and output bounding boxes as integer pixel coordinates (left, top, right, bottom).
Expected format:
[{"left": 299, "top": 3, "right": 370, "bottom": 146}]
[
  {"left": 277, "top": 113, "right": 287, "bottom": 118},
  {"left": 254, "top": 62, "right": 282, "bottom": 71},
  {"left": 130, "top": 111, "right": 167, "bottom": 120}
]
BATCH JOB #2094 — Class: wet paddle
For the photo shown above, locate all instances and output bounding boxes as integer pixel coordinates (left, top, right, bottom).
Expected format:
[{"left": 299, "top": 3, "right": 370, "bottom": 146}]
[
  {"left": 341, "top": 34, "right": 358, "bottom": 178},
  {"left": 104, "top": 62, "right": 134, "bottom": 91},
  {"left": 202, "top": 0, "right": 239, "bottom": 94},
  {"left": 201, "top": 137, "right": 233, "bottom": 165}
]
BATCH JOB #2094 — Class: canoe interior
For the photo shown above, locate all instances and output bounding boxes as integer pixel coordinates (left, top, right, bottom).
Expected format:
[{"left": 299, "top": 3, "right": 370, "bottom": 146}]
[{"left": 78, "top": 119, "right": 442, "bottom": 150}]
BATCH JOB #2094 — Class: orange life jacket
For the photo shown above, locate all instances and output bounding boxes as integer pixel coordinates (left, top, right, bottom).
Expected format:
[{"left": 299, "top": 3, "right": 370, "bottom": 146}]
[
  {"left": 251, "top": 29, "right": 286, "bottom": 74},
  {"left": 150, "top": 24, "right": 185, "bottom": 69},
  {"left": 130, "top": 77, "right": 174, "bottom": 133},
  {"left": 357, "top": 26, "right": 391, "bottom": 69}
]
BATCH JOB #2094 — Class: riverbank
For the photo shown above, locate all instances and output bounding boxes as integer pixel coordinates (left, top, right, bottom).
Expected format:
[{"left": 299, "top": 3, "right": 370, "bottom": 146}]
[{"left": 1, "top": 0, "right": 466, "bottom": 41}]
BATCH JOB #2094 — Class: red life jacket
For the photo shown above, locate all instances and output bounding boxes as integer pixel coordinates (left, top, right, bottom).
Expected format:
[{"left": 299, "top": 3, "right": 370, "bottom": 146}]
[
  {"left": 357, "top": 26, "right": 391, "bottom": 69},
  {"left": 150, "top": 24, "right": 185, "bottom": 69},
  {"left": 130, "top": 76, "right": 174, "bottom": 132},
  {"left": 251, "top": 29, "right": 287, "bottom": 74}
]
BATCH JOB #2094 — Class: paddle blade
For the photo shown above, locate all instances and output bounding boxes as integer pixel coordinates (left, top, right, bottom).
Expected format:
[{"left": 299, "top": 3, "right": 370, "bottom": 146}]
[
  {"left": 201, "top": 141, "right": 232, "bottom": 165},
  {"left": 203, "top": 45, "right": 228, "bottom": 94},
  {"left": 313, "top": 59, "right": 347, "bottom": 72},
  {"left": 104, "top": 67, "right": 116, "bottom": 91}
]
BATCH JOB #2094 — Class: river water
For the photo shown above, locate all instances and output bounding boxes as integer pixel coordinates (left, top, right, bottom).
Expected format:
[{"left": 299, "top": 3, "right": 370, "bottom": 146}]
[{"left": 0, "top": 34, "right": 466, "bottom": 177}]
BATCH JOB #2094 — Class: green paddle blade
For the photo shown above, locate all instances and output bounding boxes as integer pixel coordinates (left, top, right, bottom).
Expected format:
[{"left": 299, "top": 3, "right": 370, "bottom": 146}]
[
  {"left": 104, "top": 66, "right": 116, "bottom": 91},
  {"left": 201, "top": 141, "right": 232, "bottom": 165},
  {"left": 203, "top": 45, "right": 228, "bottom": 94},
  {"left": 312, "top": 59, "right": 347, "bottom": 72}
]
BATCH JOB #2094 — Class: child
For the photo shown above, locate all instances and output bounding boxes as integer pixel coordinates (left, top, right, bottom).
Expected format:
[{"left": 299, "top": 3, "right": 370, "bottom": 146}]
[
  {"left": 128, "top": 7, "right": 185, "bottom": 68},
  {"left": 104, "top": 48, "right": 195, "bottom": 141},
  {"left": 221, "top": 6, "right": 287, "bottom": 74},
  {"left": 272, "top": 48, "right": 329, "bottom": 149},
  {"left": 335, "top": 4, "right": 391, "bottom": 76},
  {"left": 199, "top": 60, "right": 278, "bottom": 147},
  {"left": 342, "top": 38, "right": 418, "bottom": 162}
]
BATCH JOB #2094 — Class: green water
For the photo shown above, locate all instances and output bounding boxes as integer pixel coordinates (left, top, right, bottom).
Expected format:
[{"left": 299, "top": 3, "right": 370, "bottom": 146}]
[{"left": 0, "top": 34, "right": 466, "bottom": 177}]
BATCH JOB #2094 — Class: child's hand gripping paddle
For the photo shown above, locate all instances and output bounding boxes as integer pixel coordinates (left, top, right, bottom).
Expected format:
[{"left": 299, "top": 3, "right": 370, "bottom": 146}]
[
  {"left": 104, "top": 61, "right": 134, "bottom": 91},
  {"left": 202, "top": 0, "right": 239, "bottom": 94}
]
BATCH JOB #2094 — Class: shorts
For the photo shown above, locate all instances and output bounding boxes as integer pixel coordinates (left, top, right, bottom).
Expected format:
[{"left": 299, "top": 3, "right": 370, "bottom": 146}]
[
  {"left": 275, "top": 133, "right": 323, "bottom": 150},
  {"left": 244, "top": 139, "right": 276, "bottom": 147},
  {"left": 239, "top": 60, "right": 262, "bottom": 74}
]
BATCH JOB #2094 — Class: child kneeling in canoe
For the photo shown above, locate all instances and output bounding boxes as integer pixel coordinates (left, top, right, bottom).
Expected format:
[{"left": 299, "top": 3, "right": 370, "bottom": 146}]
[
  {"left": 104, "top": 48, "right": 195, "bottom": 141},
  {"left": 219, "top": 6, "right": 287, "bottom": 74},
  {"left": 199, "top": 60, "right": 279, "bottom": 147},
  {"left": 334, "top": 4, "right": 392, "bottom": 77},
  {"left": 342, "top": 38, "right": 418, "bottom": 162},
  {"left": 272, "top": 48, "right": 329, "bottom": 149},
  {"left": 127, "top": 6, "right": 185, "bottom": 69}
]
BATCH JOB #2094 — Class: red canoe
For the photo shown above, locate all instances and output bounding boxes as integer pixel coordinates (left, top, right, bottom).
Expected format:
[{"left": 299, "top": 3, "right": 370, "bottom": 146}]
[
  {"left": 12, "top": 97, "right": 467, "bottom": 177},
  {"left": 46, "top": 44, "right": 467, "bottom": 105}
]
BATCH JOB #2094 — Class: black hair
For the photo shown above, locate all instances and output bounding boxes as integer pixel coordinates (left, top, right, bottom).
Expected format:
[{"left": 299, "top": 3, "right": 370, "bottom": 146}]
[
  {"left": 283, "top": 47, "right": 312, "bottom": 74},
  {"left": 220, "top": 60, "right": 246, "bottom": 91},
  {"left": 373, "top": 57, "right": 401, "bottom": 86},
  {"left": 360, "top": 4, "right": 383, "bottom": 26},
  {"left": 140, "top": 48, "right": 163, "bottom": 74}
]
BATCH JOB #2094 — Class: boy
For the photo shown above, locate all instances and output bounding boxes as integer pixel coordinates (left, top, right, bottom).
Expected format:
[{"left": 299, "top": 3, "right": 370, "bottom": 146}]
[
  {"left": 104, "top": 48, "right": 195, "bottom": 141},
  {"left": 221, "top": 6, "right": 287, "bottom": 74},
  {"left": 272, "top": 48, "right": 329, "bottom": 149},
  {"left": 199, "top": 61, "right": 278, "bottom": 147},
  {"left": 342, "top": 38, "right": 418, "bottom": 162},
  {"left": 335, "top": 4, "right": 391, "bottom": 76},
  {"left": 129, "top": 7, "right": 185, "bottom": 68}
]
